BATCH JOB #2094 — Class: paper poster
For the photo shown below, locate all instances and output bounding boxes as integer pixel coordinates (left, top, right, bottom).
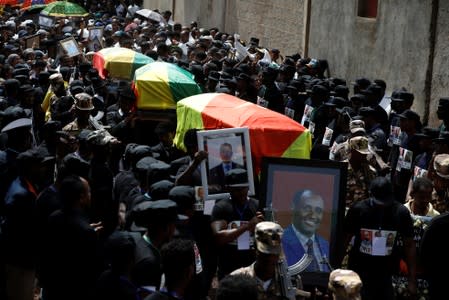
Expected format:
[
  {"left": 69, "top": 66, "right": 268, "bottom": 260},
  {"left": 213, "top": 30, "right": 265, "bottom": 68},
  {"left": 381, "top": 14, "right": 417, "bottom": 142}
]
[
  {"left": 194, "top": 186, "right": 204, "bottom": 211},
  {"left": 301, "top": 104, "right": 314, "bottom": 125},
  {"left": 322, "top": 127, "right": 333, "bottom": 146},
  {"left": 397, "top": 147, "right": 413, "bottom": 171},
  {"left": 308, "top": 121, "right": 315, "bottom": 135},
  {"left": 237, "top": 230, "right": 250, "bottom": 250},
  {"left": 413, "top": 166, "right": 428, "bottom": 181},
  {"left": 227, "top": 220, "right": 252, "bottom": 249},
  {"left": 285, "top": 107, "right": 295, "bottom": 119},
  {"left": 390, "top": 126, "right": 402, "bottom": 146},
  {"left": 359, "top": 228, "right": 397, "bottom": 256},
  {"left": 203, "top": 199, "right": 216, "bottom": 215},
  {"left": 257, "top": 96, "right": 269, "bottom": 108}
]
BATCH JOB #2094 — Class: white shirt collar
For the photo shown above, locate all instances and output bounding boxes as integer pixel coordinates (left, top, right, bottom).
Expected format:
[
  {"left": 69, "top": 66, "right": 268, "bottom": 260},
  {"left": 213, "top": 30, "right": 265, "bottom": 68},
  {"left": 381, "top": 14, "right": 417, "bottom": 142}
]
[{"left": 292, "top": 224, "right": 316, "bottom": 249}]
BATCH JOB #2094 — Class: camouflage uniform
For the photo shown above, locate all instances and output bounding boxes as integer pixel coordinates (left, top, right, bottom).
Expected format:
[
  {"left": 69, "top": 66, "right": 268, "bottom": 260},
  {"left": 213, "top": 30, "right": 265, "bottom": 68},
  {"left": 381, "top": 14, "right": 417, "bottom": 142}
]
[
  {"left": 231, "top": 263, "right": 282, "bottom": 300},
  {"left": 344, "top": 160, "right": 377, "bottom": 208}
]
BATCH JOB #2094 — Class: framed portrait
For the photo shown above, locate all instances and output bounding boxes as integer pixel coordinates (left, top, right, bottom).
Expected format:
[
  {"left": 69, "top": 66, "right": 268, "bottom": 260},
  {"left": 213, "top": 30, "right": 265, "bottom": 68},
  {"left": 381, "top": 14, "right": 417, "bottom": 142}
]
[
  {"left": 60, "top": 37, "right": 81, "bottom": 57},
  {"left": 88, "top": 36, "right": 103, "bottom": 52},
  {"left": 197, "top": 127, "right": 255, "bottom": 200},
  {"left": 38, "top": 15, "right": 55, "bottom": 29},
  {"left": 24, "top": 34, "right": 40, "bottom": 49},
  {"left": 88, "top": 26, "right": 103, "bottom": 43},
  {"left": 259, "top": 157, "right": 347, "bottom": 275}
]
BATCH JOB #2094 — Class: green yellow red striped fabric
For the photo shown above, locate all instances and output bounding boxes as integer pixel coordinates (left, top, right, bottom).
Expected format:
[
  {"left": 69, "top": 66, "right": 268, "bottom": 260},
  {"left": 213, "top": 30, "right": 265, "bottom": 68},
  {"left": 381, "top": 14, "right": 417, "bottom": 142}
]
[
  {"left": 175, "top": 93, "right": 311, "bottom": 173},
  {"left": 93, "top": 47, "right": 154, "bottom": 80},
  {"left": 133, "top": 61, "right": 202, "bottom": 110}
]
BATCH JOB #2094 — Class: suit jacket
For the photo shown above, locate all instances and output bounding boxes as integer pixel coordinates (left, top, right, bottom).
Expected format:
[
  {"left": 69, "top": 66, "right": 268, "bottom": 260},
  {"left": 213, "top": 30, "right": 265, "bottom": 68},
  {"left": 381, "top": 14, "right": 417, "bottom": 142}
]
[
  {"left": 209, "top": 161, "right": 244, "bottom": 187},
  {"left": 281, "top": 224, "right": 330, "bottom": 272}
]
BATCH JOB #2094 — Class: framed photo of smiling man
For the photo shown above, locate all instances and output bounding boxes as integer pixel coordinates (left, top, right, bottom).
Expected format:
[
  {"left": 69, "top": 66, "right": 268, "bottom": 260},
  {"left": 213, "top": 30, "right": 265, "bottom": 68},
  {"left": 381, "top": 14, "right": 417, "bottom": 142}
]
[{"left": 259, "top": 157, "right": 347, "bottom": 274}]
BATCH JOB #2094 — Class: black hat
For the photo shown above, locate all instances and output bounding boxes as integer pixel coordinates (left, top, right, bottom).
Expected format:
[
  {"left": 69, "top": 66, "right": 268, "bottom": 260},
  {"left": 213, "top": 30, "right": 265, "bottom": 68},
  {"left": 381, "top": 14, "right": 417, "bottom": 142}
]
[
  {"left": 249, "top": 37, "right": 259, "bottom": 47},
  {"left": 225, "top": 168, "right": 249, "bottom": 188},
  {"left": 208, "top": 71, "right": 220, "bottom": 82},
  {"left": 352, "top": 77, "right": 371, "bottom": 89},
  {"left": 358, "top": 106, "right": 376, "bottom": 117},
  {"left": 4, "top": 78, "right": 20, "bottom": 88},
  {"left": 369, "top": 177, "right": 394, "bottom": 206},
  {"left": 415, "top": 127, "right": 440, "bottom": 140},
  {"left": 350, "top": 94, "right": 366, "bottom": 104},
  {"left": 168, "top": 185, "right": 195, "bottom": 213},
  {"left": 236, "top": 63, "right": 250, "bottom": 75},
  {"left": 331, "top": 85, "right": 350, "bottom": 97},
  {"left": 438, "top": 97, "right": 449, "bottom": 106},
  {"left": 130, "top": 145, "right": 154, "bottom": 168},
  {"left": 13, "top": 68, "right": 29, "bottom": 77},
  {"left": 147, "top": 161, "right": 171, "bottom": 185},
  {"left": 1, "top": 118, "right": 32, "bottom": 133},
  {"left": 331, "top": 78, "right": 347, "bottom": 86},
  {"left": 154, "top": 121, "right": 176, "bottom": 136},
  {"left": 19, "top": 84, "right": 35, "bottom": 94},
  {"left": 17, "top": 147, "right": 55, "bottom": 166},
  {"left": 391, "top": 91, "right": 414, "bottom": 103},
  {"left": 236, "top": 73, "right": 251, "bottom": 82},
  {"left": 398, "top": 109, "right": 420, "bottom": 123},
  {"left": 132, "top": 199, "right": 184, "bottom": 229},
  {"left": 361, "top": 84, "right": 382, "bottom": 97},
  {"left": 2, "top": 106, "right": 27, "bottom": 126},
  {"left": 61, "top": 153, "right": 90, "bottom": 178},
  {"left": 324, "top": 97, "right": 347, "bottom": 108},
  {"left": 309, "top": 84, "right": 329, "bottom": 97},
  {"left": 149, "top": 180, "right": 174, "bottom": 200},
  {"left": 433, "top": 131, "right": 449, "bottom": 144},
  {"left": 135, "top": 156, "right": 159, "bottom": 172},
  {"left": 118, "top": 85, "right": 136, "bottom": 101}
]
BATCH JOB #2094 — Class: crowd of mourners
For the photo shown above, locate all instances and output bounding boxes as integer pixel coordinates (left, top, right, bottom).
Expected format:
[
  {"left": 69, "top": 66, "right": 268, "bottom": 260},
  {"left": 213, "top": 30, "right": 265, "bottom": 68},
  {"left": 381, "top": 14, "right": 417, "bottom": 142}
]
[{"left": 1, "top": 0, "right": 449, "bottom": 300}]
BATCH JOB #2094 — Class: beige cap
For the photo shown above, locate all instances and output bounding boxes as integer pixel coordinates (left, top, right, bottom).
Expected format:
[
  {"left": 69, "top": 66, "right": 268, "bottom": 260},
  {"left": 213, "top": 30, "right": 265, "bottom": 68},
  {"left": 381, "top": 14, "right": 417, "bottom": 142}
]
[
  {"left": 49, "top": 73, "right": 63, "bottom": 83},
  {"left": 349, "top": 119, "right": 365, "bottom": 134},
  {"left": 75, "top": 93, "right": 94, "bottom": 111},
  {"left": 349, "top": 136, "right": 370, "bottom": 155},
  {"left": 328, "top": 269, "right": 362, "bottom": 299},
  {"left": 434, "top": 153, "right": 449, "bottom": 179},
  {"left": 255, "top": 221, "right": 283, "bottom": 255}
]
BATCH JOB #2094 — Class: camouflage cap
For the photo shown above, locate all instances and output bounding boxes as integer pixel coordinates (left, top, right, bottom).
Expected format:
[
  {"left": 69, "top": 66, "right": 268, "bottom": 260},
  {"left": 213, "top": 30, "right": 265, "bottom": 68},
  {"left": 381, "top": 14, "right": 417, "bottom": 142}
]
[
  {"left": 255, "top": 221, "right": 284, "bottom": 255},
  {"left": 349, "top": 119, "right": 366, "bottom": 134},
  {"left": 349, "top": 136, "right": 370, "bottom": 155},
  {"left": 328, "top": 269, "right": 362, "bottom": 298},
  {"left": 434, "top": 153, "right": 449, "bottom": 179}
]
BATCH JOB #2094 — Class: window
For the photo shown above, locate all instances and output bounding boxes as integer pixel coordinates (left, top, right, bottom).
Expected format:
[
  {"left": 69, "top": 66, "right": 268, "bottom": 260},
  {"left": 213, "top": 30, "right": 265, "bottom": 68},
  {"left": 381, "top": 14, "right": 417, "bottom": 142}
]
[{"left": 357, "top": 0, "right": 378, "bottom": 18}]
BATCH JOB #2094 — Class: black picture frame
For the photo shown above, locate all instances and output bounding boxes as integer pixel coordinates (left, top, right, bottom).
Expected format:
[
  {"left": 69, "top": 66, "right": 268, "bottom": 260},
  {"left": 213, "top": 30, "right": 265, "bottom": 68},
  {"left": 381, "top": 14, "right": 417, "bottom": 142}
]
[{"left": 259, "top": 157, "right": 347, "bottom": 277}]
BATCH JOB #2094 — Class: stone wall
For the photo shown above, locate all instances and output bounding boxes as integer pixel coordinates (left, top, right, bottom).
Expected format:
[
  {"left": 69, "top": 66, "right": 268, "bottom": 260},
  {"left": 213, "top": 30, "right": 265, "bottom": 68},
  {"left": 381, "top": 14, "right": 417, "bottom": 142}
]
[
  {"left": 224, "top": 0, "right": 306, "bottom": 57},
  {"left": 307, "top": 0, "right": 433, "bottom": 123},
  {"left": 142, "top": 0, "right": 448, "bottom": 125},
  {"left": 430, "top": 1, "right": 449, "bottom": 126}
]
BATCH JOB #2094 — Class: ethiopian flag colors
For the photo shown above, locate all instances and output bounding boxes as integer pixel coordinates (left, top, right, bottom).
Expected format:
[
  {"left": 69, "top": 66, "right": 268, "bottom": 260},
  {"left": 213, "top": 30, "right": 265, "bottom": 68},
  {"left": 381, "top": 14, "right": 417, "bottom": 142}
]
[
  {"left": 93, "top": 47, "right": 154, "bottom": 80},
  {"left": 175, "top": 93, "right": 311, "bottom": 173},
  {"left": 133, "top": 62, "right": 202, "bottom": 110}
]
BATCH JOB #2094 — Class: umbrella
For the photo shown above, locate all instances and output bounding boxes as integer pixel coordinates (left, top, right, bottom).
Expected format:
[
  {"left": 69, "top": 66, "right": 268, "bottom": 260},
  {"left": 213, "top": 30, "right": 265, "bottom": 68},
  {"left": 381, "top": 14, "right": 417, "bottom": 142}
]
[
  {"left": 41, "top": 0, "right": 88, "bottom": 17},
  {"left": 21, "top": 0, "right": 54, "bottom": 11},
  {"left": 135, "top": 8, "right": 162, "bottom": 23},
  {"left": 133, "top": 62, "right": 202, "bottom": 110},
  {"left": 174, "top": 93, "right": 311, "bottom": 173},
  {"left": 0, "top": 0, "right": 20, "bottom": 6},
  {"left": 92, "top": 47, "right": 154, "bottom": 80}
]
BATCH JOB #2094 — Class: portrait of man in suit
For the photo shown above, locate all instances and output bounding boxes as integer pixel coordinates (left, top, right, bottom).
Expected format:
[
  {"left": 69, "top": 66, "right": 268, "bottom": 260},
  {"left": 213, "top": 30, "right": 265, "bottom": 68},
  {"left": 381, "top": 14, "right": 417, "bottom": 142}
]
[
  {"left": 281, "top": 189, "right": 330, "bottom": 272},
  {"left": 208, "top": 142, "right": 245, "bottom": 188}
]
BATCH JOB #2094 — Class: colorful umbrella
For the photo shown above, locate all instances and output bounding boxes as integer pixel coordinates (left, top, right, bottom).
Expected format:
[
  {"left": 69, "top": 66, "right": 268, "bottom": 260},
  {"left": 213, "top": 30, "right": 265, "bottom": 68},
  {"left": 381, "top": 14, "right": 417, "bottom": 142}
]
[
  {"left": 40, "top": 0, "right": 88, "bottom": 17},
  {"left": 92, "top": 47, "right": 154, "bottom": 80},
  {"left": 0, "top": 0, "right": 20, "bottom": 6},
  {"left": 174, "top": 93, "right": 311, "bottom": 173},
  {"left": 135, "top": 8, "right": 162, "bottom": 23},
  {"left": 133, "top": 62, "right": 202, "bottom": 110},
  {"left": 21, "top": 0, "right": 54, "bottom": 10}
]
